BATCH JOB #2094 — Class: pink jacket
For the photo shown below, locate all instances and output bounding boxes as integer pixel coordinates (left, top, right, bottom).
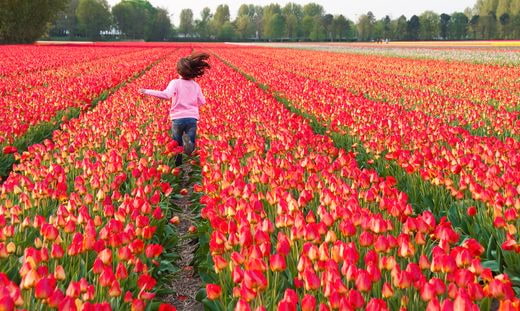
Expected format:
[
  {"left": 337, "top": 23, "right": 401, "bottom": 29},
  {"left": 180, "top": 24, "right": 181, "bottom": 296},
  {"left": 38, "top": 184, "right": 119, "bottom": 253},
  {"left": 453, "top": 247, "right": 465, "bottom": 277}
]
[{"left": 143, "top": 78, "right": 206, "bottom": 120}]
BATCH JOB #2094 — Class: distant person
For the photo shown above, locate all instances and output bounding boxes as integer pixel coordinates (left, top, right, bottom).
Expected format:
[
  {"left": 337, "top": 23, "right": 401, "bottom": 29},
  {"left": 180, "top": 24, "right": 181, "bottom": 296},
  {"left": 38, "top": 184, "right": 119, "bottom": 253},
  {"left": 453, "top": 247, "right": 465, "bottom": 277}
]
[{"left": 140, "top": 52, "right": 210, "bottom": 166}]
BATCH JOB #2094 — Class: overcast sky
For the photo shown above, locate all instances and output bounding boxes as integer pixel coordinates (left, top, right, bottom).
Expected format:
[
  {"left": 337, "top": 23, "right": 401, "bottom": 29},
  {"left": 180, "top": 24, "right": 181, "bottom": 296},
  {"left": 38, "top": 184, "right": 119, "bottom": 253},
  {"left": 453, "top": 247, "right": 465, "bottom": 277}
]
[{"left": 107, "top": 0, "right": 476, "bottom": 26}]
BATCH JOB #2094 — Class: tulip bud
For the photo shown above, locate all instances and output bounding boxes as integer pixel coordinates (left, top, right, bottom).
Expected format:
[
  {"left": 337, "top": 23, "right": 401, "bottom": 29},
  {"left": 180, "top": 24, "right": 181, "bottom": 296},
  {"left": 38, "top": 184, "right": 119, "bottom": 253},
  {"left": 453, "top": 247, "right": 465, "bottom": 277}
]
[
  {"left": 301, "top": 294, "right": 316, "bottom": 311},
  {"left": 270, "top": 254, "right": 286, "bottom": 272},
  {"left": 206, "top": 284, "right": 222, "bottom": 300}
]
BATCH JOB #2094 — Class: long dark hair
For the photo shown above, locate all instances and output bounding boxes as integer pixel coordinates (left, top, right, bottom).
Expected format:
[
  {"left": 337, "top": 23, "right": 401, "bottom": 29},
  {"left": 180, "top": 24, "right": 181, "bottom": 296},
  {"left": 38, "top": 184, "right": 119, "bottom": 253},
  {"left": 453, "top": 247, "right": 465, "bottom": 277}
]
[{"left": 177, "top": 52, "right": 211, "bottom": 79}]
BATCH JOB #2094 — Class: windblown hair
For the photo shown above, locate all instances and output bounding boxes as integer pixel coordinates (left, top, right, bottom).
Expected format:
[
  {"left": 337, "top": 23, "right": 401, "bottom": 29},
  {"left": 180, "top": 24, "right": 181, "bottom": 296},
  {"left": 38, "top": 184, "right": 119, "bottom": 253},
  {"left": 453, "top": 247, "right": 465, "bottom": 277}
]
[{"left": 177, "top": 52, "right": 211, "bottom": 79}]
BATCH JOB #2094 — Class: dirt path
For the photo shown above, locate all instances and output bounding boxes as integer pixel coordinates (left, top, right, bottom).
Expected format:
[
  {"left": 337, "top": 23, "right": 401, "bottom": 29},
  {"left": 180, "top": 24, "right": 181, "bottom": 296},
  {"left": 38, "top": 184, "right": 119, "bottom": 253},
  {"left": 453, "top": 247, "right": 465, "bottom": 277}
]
[{"left": 165, "top": 163, "right": 203, "bottom": 311}]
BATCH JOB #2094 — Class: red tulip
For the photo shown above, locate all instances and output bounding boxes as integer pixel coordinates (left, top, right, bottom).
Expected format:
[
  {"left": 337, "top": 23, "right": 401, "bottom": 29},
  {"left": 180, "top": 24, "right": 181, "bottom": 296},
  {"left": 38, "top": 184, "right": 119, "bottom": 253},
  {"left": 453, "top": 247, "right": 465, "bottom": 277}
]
[
  {"left": 158, "top": 304, "right": 177, "bottom": 311},
  {"left": 301, "top": 294, "right": 316, "bottom": 311},
  {"left": 270, "top": 254, "right": 286, "bottom": 272},
  {"left": 2, "top": 146, "right": 17, "bottom": 154},
  {"left": 206, "top": 284, "right": 222, "bottom": 300}
]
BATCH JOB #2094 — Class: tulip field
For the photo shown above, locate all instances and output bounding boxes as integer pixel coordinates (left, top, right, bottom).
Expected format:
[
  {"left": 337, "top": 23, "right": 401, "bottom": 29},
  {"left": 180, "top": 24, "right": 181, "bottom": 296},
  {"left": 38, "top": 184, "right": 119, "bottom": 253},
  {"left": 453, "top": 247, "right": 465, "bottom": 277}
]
[{"left": 1, "top": 43, "right": 519, "bottom": 311}]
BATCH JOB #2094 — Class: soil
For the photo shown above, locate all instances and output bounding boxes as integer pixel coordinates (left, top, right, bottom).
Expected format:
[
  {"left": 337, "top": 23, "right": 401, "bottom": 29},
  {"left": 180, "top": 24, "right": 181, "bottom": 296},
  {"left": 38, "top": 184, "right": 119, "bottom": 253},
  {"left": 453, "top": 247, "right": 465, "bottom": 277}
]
[{"left": 164, "top": 163, "right": 204, "bottom": 311}]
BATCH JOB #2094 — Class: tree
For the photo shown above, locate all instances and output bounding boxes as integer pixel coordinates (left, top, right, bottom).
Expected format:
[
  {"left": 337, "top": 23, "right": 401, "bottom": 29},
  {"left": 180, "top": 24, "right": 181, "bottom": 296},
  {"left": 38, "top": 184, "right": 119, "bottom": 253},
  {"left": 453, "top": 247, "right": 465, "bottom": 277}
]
[
  {"left": 147, "top": 8, "right": 171, "bottom": 41},
  {"left": 480, "top": 13, "right": 497, "bottom": 38},
  {"left": 212, "top": 4, "right": 230, "bottom": 37},
  {"left": 357, "top": 12, "right": 375, "bottom": 41},
  {"left": 302, "top": 15, "right": 315, "bottom": 38},
  {"left": 449, "top": 12, "right": 469, "bottom": 39},
  {"left": 263, "top": 4, "right": 283, "bottom": 39},
  {"left": 332, "top": 15, "right": 350, "bottom": 40},
  {"left": 439, "top": 13, "right": 451, "bottom": 39},
  {"left": 112, "top": 0, "right": 150, "bottom": 39},
  {"left": 218, "top": 21, "right": 235, "bottom": 40},
  {"left": 283, "top": 3, "right": 303, "bottom": 39},
  {"left": 195, "top": 7, "right": 212, "bottom": 39},
  {"left": 499, "top": 13, "right": 511, "bottom": 38},
  {"left": 382, "top": 15, "right": 392, "bottom": 39},
  {"left": 236, "top": 15, "right": 252, "bottom": 39},
  {"left": 420, "top": 11, "right": 440, "bottom": 40},
  {"left": 303, "top": 3, "right": 324, "bottom": 17},
  {"left": 0, "top": 0, "right": 69, "bottom": 43},
  {"left": 322, "top": 14, "right": 334, "bottom": 40},
  {"left": 76, "top": 0, "right": 112, "bottom": 40},
  {"left": 179, "top": 9, "right": 194, "bottom": 37},
  {"left": 214, "top": 4, "right": 230, "bottom": 25},
  {"left": 50, "top": 0, "right": 81, "bottom": 38},
  {"left": 266, "top": 13, "right": 285, "bottom": 40},
  {"left": 309, "top": 16, "right": 325, "bottom": 41},
  {"left": 470, "top": 15, "right": 481, "bottom": 38},
  {"left": 407, "top": 15, "right": 420, "bottom": 40},
  {"left": 496, "top": 0, "right": 511, "bottom": 17},
  {"left": 394, "top": 15, "right": 408, "bottom": 40}
]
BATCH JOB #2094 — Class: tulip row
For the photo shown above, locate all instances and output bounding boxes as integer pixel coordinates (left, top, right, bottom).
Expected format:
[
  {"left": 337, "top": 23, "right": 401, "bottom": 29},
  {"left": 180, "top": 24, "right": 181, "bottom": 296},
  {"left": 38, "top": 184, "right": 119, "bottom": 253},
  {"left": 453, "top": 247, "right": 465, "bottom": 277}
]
[
  {"left": 213, "top": 47, "right": 520, "bottom": 258},
  {"left": 0, "top": 47, "right": 172, "bottom": 145},
  {"left": 254, "top": 43, "right": 520, "bottom": 66},
  {"left": 191, "top": 53, "right": 519, "bottom": 310},
  {"left": 0, "top": 45, "right": 144, "bottom": 80},
  {"left": 233, "top": 48, "right": 520, "bottom": 138},
  {"left": 0, "top": 47, "right": 189, "bottom": 310}
]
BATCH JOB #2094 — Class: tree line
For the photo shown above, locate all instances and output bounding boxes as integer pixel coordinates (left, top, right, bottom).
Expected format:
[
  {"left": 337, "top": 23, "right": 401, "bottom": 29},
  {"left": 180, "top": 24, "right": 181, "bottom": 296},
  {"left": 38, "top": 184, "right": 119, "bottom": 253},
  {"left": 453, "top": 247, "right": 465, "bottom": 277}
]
[{"left": 1, "top": 0, "right": 520, "bottom": 43}]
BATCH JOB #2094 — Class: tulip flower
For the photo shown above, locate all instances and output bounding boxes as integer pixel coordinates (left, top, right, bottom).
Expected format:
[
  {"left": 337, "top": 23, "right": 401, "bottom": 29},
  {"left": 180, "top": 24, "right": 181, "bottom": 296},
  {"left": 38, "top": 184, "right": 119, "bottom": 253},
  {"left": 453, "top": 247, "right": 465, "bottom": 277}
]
[
  {"left": 206, "top": 284, "right": 222, "bottom": 300},
  {"left": 270, "top": 253, "right": 286, "bottom": 272}
]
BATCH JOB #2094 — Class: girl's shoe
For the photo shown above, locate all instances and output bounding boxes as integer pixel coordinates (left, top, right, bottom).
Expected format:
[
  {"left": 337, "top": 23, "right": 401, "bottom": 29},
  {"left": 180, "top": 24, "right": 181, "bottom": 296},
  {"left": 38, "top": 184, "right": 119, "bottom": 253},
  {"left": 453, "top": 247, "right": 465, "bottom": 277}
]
[{"left": 182, "top": 134, "right": 194, "bottom": 155}]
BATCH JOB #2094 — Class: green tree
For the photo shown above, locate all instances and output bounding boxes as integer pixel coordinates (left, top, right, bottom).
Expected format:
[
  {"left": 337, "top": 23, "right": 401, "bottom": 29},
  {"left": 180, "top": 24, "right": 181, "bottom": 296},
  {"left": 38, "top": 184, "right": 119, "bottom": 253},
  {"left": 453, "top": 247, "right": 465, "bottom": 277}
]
[
  {"left": 382, "top": 15, "right": 392, "bottom": 39},
  {"left": 407, "top": 15, "right": 420, "bottom": 40},
  {"left": 322, "top": 14, "right": 334, "bottom": 40},
  {"left": 393, "top": 15, "right": 408, "bottom": 40},
  {"left": 470, "top": 15, "right": 481, "bottom": 38},
  {"left": 357, "top": 12, "right": 375, "bottom": 41},
  {"left": 439, "top": 13, "right": 451, "bottom": 39},
  {"left": 267, "top": 13, "right": 285, "bottom": 40},
  {"left": 195, "top": 7, "right": 212, "bottom": 39},
  {"left": 303, "top": 3, "right": 324, "bottom": 17},
  {"left": 147, "top": 8, "right": 171, "bottom": 41},
  {"left": 218, "top": 21, "right": 235, "bottom": 40},
  {"left": 76, "top": 0, "right": 112, "bottom": 40},
  {"left": 0, "top": 0, "right": 69, "bottom": 43},
  {"left": 50, "top": 0, "right": 81, "bottom": 38},
  {"left": 179, "top": 9, "right": 194, "bottom": 37},
  {"left": 449, "top": 12, "right": 469, "bottom": 39},
  {"left": 112, "top": 0, "right": 150, "bottom": 39},
  {"left": 263, "top": 4, "right": 283, "bottom": 39},
  {"left": 499, "top": 13, "right": 511, "bottom": 38},
  {"left": 212, "top": 4, "right": 230, "bottom": 37},
  {"left": 332, "top": 15, "right": 350, "bottom": 40},
  {"left": 282, "top": 3, "right": 303, "bottom": 39},
  {"left": 497, "top": 0, "right": 511, "bottom": 17},
  {"left": 419, "top": 11, "right": 440, "bottom": 40},
  {"left": 302, "top": 15, "right": 314, "bottom": 38},
  {"left": 309, "top": 15, "right": 325, "bottom": 41}
]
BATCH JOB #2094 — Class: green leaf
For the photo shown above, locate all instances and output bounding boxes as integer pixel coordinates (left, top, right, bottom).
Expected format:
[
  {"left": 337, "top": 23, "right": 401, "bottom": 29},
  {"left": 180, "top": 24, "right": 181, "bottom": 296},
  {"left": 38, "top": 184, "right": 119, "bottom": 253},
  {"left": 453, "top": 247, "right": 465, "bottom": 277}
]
[
  {"left": 202, "top": 298, "right": 220, "bottom": 311},
  {"left": 481, "top": 260, "right": 500, "bottom": 272},
  {"left": 195, "top": 288, "right": 207, "bottom": 301}
]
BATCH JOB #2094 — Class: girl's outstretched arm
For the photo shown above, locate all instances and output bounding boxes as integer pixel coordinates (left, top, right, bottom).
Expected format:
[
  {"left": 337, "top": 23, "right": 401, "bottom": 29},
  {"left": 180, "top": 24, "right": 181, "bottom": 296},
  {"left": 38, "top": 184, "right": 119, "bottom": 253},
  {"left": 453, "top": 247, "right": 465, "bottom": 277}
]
[{"left": 139, "top": 80, "right": 176, "bottom": 100}]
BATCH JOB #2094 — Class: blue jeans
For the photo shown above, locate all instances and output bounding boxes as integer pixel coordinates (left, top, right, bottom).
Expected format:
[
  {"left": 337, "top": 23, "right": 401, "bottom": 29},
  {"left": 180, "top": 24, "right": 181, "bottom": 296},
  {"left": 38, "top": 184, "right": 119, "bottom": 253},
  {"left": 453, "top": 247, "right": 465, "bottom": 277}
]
[{"left": 172, "top": 118, "right": 197, "bottom": 166}]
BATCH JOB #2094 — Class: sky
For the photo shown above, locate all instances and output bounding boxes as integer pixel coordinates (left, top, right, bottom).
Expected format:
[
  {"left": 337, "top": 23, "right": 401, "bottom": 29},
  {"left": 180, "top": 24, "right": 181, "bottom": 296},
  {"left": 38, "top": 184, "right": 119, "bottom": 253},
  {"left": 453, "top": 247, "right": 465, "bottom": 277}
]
[{"left": 107, "top": 0, "right": 476, "bottom": 26}]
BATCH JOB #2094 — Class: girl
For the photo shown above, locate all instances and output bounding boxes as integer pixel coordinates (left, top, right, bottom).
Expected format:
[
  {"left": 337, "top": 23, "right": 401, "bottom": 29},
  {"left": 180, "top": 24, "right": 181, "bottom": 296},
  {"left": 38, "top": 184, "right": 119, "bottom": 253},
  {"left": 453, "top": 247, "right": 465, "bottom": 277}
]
[{"left": 140, "top": 52, "right": 210, "bottom": 166}]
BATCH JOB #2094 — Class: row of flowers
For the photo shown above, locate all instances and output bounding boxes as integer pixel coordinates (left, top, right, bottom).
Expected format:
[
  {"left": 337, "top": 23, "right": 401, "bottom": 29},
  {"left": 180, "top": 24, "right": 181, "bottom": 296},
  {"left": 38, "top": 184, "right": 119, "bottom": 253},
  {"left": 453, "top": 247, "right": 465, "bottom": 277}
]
[
  {"left": 0, "top": 46, "right": 145, "bottom": 81},
  {"left": 192, "top": 54, "right": 519, "bottom": 310},
  {"left": 0, "top": 47, "right": 171, "bottom": 145},
  {"left": 213, "top": 48, "right": 520, "bottom": 262},
  {"left": 0, "top": 47, "right": 188, "bottom": 310},
  {"left": 234, "top": 48, "right": 519, "bottom": 138},
  {"left": 329, "top": 45, "right": 520, "bottom": 66}
]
